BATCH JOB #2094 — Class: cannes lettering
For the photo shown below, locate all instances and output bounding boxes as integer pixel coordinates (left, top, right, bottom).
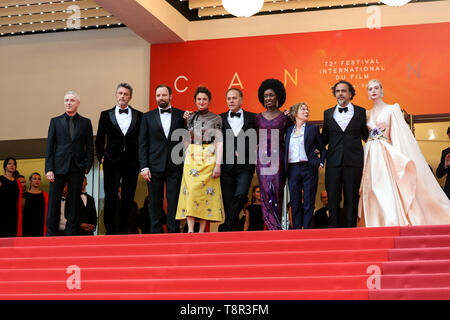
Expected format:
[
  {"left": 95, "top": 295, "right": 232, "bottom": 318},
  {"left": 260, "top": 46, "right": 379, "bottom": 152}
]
[{"left": 179, "top": 304, "right": 269, "bottom": 317}]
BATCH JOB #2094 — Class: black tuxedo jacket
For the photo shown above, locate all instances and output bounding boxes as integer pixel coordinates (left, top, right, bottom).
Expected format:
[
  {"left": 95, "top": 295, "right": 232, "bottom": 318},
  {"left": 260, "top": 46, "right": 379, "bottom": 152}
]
[
  {"left": 138, "top": 107, "right": 186, "bottom": 173},
  {"left": 45, "top": 113, "right": 94, "bottom": 174},
  {"left": 78, "top": 193, "right": 97, "bottom": 235},
  {"left": 220, "top": 110, "right": 256, "bottom": 174},
  {"left": 95, "top": 106, "right": 143, "bottom": 165},
  {"left": 284, "top": 123, "right": 326, "bottom": 171},
  {"left": 313, "top": 206, "right": 329, "bottom": 229},
  {"left": 436, "top": 147, "right": 450, "bottom": 197},
  {"left": 321, "top": 105, "right": 369, "bottom": 168}
]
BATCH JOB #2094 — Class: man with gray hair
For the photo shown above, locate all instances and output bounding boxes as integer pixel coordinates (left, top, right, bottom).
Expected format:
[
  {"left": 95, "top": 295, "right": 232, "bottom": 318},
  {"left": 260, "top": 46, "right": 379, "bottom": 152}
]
[
  {"left": 45, "top": 90, "right": 94, "bottom": 236},
  {"left": 218, "top": 88, "right": 256, "bottom": 232},
  {"left": 95, "top": 83, "right": 143, "bottom": 234}
]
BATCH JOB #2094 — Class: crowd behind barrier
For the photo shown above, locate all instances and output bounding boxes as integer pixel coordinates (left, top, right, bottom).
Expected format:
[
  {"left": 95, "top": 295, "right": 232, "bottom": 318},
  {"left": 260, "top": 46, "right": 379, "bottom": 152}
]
[{"left": 0, "top": 80, "right": 449, "bottom": 238}]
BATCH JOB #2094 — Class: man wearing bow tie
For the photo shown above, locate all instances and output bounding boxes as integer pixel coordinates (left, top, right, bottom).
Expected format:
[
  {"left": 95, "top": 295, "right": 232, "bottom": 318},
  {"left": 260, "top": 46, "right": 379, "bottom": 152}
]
[
  {"left": 138, "top": 84, "right": 185, "bottom": 233},
  {"left": 95, "top": 83, "right": 143, "bottom": 234},
  {"left": 321, "top": 81, "right": 369, "bottom": 228},
  {"left": 218, "top": 88, "right": 256, "bottom": 232},
  {"left": 78, "top": 176, "right": 97, "bottom": 235}
]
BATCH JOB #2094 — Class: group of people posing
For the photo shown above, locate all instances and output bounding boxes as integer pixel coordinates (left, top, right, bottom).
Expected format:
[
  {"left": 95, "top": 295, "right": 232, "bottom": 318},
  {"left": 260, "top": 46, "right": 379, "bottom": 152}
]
[{"left": 1, "top": 79, "right": 449, "bottom": 237}]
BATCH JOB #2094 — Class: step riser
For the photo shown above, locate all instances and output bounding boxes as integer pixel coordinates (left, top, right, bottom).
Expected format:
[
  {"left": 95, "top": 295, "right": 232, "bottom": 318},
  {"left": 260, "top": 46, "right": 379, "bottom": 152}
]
[
  {"left": 395, "top": 236, "right": 450, "bottom": 248},
  {"left": 370, "top": 288, "right": 450, "bottom": 300},
  {"left": 1, "top": 274, "right": 449, "bottom": 294},
  {"left": 0, "top": 238, "right": 396, "bottom": 257},
  {"left": 0, "top": 276, "right": 372, "bottom": 293},
  {"left": 0, "top": 250, "right": 391, "bottom": 269},
  {"left": 0, "top": 227, "right": 404, "bottom": 247},
  {"left": 0, "top": 263, "right": 383, "bottom": 281},
  {"left": 389, "top": 248, "right": 450, "bottom": 261},
  {"left": 0, "top": 290, "right": 371, "bottom": 300},
  {"left": 382, "top": 260, "right": 450, "bottom": 275},
  {"left": 379, "top": 274, "right": 450, "bottom": 289},
  {"left": 2, "top": 235, "right": 449, "bottom": 258}
]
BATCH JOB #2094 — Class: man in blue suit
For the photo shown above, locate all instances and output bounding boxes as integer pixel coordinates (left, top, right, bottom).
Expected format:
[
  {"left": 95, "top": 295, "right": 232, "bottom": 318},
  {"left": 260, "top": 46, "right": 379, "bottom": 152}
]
[{"left": 285, "top": 102, "right": 326, "bottom": 229}]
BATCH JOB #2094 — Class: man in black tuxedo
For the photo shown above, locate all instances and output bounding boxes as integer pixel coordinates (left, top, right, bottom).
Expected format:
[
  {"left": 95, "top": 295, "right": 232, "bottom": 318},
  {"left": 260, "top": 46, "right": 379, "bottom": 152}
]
[
  {"left": 218, "top": 88, "right": 256, "bottom": 232},
  {"left": 321, "top": 81, "right": 369, "bottom": 228},
  {"left": 436, "top": 126, "right": 450, "bottom": 199},
  {"left": 78, "top": 176, "right": 97, "bottom": 235},
  {"left": 139, "top": 84, "right": 185, "bottom": 233},
  {"left": 95, "top": 83, "right": 143, "bottom": 235},
  {"left": 313, "top": 190, "right": 329, "bottom": 229},
  {"left": 45, "top": 91, "right": 94, "bottom": 236}
]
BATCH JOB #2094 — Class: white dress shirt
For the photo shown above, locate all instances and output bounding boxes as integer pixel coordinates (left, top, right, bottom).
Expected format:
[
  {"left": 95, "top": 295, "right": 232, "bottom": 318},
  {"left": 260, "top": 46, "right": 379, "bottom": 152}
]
[
  {"left": 227, "top": 109, "right": 244, "bottom": 137},
  {"left": 159, "top": 106, "right": 172, "bottom": 139},
  {"left": 288, "top": 124, "right": 308, "bottom": 163},
  {"left": 115, "top": 105, "right": 132, "bottom": 136},
  {"left": 333, "top": 102, "right": 354, "bottom": 132}
]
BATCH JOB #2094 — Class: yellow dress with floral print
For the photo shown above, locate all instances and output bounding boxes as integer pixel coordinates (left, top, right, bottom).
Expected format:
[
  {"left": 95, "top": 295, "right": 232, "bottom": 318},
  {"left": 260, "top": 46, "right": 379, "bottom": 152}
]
[
  {"left": 176, "top": 111, "right": 224, "bottom": 222},
  {"left": 176, "top": 143, "right": 224, "bottom": 222}
]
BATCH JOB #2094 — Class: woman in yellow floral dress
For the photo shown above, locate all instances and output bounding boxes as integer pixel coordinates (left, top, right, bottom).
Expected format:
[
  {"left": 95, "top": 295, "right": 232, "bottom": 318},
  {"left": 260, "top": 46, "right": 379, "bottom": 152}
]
[{"left": 176, "top": 86, "right": 224, "bottom": 232}]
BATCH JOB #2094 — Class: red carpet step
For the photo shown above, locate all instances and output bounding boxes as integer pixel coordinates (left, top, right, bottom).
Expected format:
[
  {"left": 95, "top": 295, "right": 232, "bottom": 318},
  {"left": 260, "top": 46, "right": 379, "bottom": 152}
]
[{"left": 0, "top": 224, "right": 448, "bottom": 300}]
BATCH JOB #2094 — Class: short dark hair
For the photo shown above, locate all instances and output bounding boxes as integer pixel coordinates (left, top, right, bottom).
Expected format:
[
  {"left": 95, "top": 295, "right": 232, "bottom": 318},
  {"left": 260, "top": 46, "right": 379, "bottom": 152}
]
[
  {"left": 3, "top": 157, "right": 17, "bottom": 171},
  {"left": 29, "top": 172, "right": 41, "bottom": 181},
  {"left": 116, "top": 83, "right": 133, "bottom": 96},
  {"left": 258, "top": 78, "right": 286, "bottom": 108},
  {"left": 331, "top": 80, "right": 356, "bottom": 100},
  {"left": 226, "top": 88, "right": 243, "bottom": 98},
  {"left": 155, "top": 84, "right": 172, "bottom": 96},
  {"left": 447, "top": 126, "right": 450, "bottom": 134},
  {"left": 194, "top": 86, "right": 212, "bottom": 101}
]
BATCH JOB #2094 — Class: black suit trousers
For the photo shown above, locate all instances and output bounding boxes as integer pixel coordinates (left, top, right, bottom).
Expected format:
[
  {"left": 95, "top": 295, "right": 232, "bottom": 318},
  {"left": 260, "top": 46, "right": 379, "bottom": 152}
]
[
  {"left": 325, "top": 166, "right": 362, "bottom": 228},
  {"left": 219, "top": 166, "right": 253, "bottom": 232},
  {"left": 103, "top": 159, "right": 139, "bottom": 235},
  {"left": 146, "top": 169, "right": 182, "bottom": 233},
  {"left": 46, "top": 169, "right": 84, "bottom": 236}
]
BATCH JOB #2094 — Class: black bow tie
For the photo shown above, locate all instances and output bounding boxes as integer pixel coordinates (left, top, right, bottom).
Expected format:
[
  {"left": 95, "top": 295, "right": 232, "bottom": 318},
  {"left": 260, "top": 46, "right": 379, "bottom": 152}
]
[
  {"left": 160, "top": 108, "right": 171, "bottom": 114},
  {"left": 230, "top": 112, "right": 241, "bottom": 118},
  {"left": 338, "top": 107, "right": 348, "bottom": 113},
  {"left": 81, "top": 192, "right": 87, "bottom": 195},
  {"left": 119, "top": 108, "right": 129, "bottom": 115}
]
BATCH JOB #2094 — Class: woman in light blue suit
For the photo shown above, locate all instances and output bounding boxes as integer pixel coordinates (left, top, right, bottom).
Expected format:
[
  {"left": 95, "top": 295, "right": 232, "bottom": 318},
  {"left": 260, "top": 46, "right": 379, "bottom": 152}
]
[{"left": 285, "top": 103, "right": 326, "bottom": 229}]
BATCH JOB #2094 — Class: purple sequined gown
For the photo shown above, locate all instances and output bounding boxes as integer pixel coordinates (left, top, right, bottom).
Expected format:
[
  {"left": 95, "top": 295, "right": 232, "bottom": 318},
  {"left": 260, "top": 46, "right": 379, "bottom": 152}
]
[{"left": 255, "top": 112, "right": 291, "bottom": 230}]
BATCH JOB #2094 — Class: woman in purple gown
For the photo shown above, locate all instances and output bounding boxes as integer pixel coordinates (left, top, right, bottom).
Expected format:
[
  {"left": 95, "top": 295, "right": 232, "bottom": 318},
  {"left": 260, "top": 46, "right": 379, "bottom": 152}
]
[{"left": 255, "top": 79, "right": 291, "bottom": 230}]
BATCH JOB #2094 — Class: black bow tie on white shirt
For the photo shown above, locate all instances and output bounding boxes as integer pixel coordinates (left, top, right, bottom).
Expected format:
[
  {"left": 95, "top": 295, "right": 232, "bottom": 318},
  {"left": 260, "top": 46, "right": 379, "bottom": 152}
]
[
  {"left": 338, "top": 107, "right": 348, "bottom": 113},
  {"left": 160, "top": 108, "right": 171, "bottom": 114},
  {"left": 230, "top": 112, "right": 241, "bottom": 118},
  {"left": 119, "top": 108, "right": 129, "bottom": 115}
]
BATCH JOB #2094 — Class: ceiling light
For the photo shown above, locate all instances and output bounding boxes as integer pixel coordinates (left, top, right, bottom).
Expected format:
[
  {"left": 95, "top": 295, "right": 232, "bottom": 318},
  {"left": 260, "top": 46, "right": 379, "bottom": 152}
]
[
  {"left": 380, "top": 0, "right": 411, "bottom": 6},
  {"left": 222, "top": 0, "right": 264, "bottom": 17}
]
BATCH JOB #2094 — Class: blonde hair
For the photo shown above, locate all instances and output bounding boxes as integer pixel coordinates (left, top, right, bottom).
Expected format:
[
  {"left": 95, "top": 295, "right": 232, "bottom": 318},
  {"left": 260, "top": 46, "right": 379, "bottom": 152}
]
[
  {"left": 289, "top": 102, "right": 309, "bottom": 122},
  {"left": 367, "top": 79, "right": 384, "bottom": 98}
]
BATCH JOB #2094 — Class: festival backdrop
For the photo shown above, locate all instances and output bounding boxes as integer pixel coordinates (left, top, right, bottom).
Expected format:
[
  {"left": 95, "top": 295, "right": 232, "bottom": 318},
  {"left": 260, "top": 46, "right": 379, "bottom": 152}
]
[{"left": 149, "top": 22, "right": 450, "bottom": 120}]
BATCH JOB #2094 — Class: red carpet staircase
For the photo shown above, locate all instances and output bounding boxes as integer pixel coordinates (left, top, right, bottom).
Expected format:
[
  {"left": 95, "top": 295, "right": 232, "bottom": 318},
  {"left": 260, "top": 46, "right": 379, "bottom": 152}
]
[{"left": 0, "top": 225, "right": 449, "bottom": 299}]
